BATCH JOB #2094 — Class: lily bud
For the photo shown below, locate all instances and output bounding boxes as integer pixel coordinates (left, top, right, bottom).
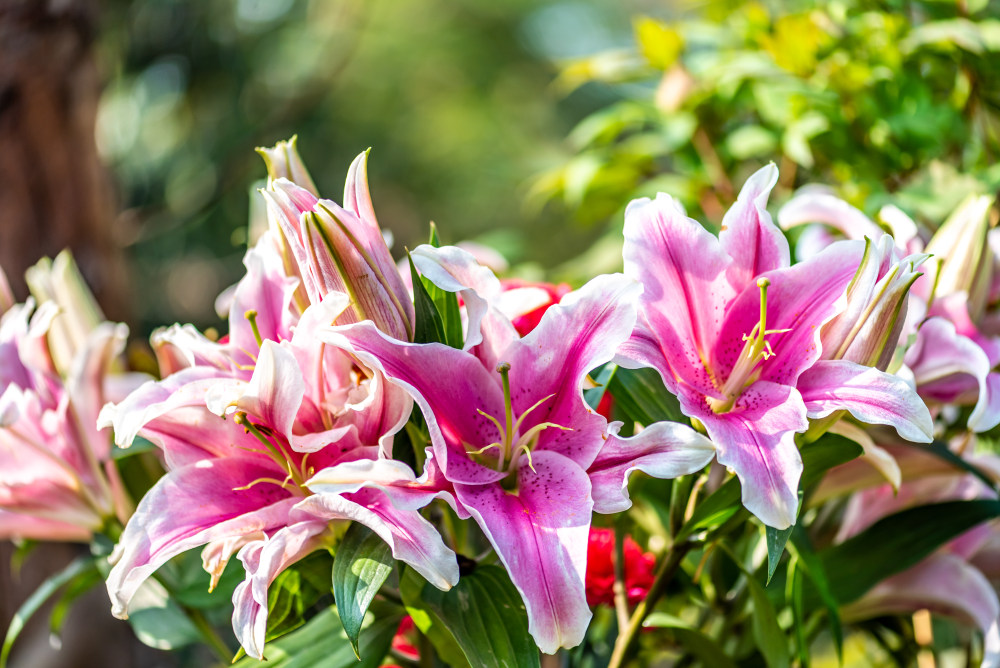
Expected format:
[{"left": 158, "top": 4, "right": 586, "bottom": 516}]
[
  {"left": 255, "top": 135, "right": 318, "bottom": 196},
  {"left": 924, "top": 194, "right": 994, "bottom": 321},
  {"left": 24, "top": 250, "right": 105, "bottom": 377},
  {"left": 259, "top": 151, "right": 414, "bottom": 340},
  {"left": 821, "top": 236, "right": 927, "bottom": 370}
]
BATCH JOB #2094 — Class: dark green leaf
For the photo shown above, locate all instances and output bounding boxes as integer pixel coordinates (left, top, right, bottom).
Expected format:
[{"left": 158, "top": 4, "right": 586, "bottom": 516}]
[
  {"left": 766, "top": 525, "right": 793, "bottom": 586},
  {"left": 799, "top": 434, "right": 863, "bottom": 490},
  {"left": 765, "top": 490, "right": 802, "bottom": 585},
  {"left": 818, "top": 499, "right": 1000, "bottom": 606},
  {"left": 332, "top": 524, "right": 394, "bottom": 657},
  {"left": 607, "top": 366, "right": 684, "bottom": 426},
  {"left": 403, "top": 565, "right": 539, "bottom": 668},
  {"left": 644, "top": 613, "right": 737, "bottom": 668},
  {"left": 423, "top": 275, "right": 463, "bottom": 349},
  {"left": 232, "top": 601, "right": 401, "bottom": 667},
  {"left": 789, "top": 528, "right": 842, "bottom": 661},
  {"left": 1, "top": 555, "right": 98, "bottom": 668},
  {"left": 786, "top": 557, "right": 809, "bottom": 667},
  {"left": 676, "top": 478, "right": 741, "bottom": 541},
  {"left": 266, "top": 570, "right": 306, "bottom": 643},
  {"left": 719, "top": 547, "right": 789, "bottom": 668},
  {"left": 408, "top": 253, "right": 448, "bottom": 345},
  {"left": 401, "top": 567, "right": 471, "bottom": 668}
]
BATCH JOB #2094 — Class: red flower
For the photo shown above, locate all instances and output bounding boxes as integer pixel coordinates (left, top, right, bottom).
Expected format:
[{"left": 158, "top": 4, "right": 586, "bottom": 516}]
[
  {"left": 390, "top": 615, "right": 420, "bottom": 662},
  {"left": 584, "top": 527, "right": 656, "bottom": 607},
  {"left": 498, "top": 279, "right": 573, "bottom": 337}
]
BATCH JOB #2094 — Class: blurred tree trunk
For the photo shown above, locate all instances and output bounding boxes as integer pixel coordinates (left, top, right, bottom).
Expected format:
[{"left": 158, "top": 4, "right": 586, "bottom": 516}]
[
  {"left": 0, "top": 2, "right": 151, "bottom": 667},
  {"left": 0, "top": 0, "right": 128, "bottom": 320}
]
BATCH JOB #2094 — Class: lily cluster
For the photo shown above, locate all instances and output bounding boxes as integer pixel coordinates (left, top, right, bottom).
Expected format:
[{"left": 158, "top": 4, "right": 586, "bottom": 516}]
[{"left": 3, "top": 137, "right": 995, "bottom": 664}]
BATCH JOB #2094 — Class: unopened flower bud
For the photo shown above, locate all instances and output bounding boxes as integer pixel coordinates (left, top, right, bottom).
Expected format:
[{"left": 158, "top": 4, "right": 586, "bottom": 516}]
[
  {"left": 255, "top": 135, "right": 318, "bottom": 196},
  {"left": 822, "top": 236, "right": 927, "bottom": 370},
  {"left": 924, "top": 194, "right": 994, "bottom": 321}
]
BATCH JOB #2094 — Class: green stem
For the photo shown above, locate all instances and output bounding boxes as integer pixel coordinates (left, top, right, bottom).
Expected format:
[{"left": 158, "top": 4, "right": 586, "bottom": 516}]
[
  {"left": 185, "top": 606, "right": 232, "bottom": 663},
  {"left": 607, "top": 540, "right": 697, "bottom": 668}
]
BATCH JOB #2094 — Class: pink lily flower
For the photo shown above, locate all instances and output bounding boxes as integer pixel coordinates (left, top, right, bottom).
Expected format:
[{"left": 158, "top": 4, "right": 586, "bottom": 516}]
[
  {"left": 780, "top": 189, "right": 1000, "bottom": 433},
  {"left": 836, "top": 444, "right": 1000, "bottom": 663},
  {"left": 617, "top": 165, "right": 933, "bottom": 529},
  {"left": 100, "top": 153, "right": 457, "bottom": 659},
  {"left": 0, "top": 255, "right": 135, "bottom": 542},
  {"left": 312, "top": 257, "right": 716, "bottom": 653}
]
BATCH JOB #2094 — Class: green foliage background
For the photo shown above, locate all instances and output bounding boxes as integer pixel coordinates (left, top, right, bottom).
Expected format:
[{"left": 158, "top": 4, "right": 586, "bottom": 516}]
[{"left": 97, "top": 0, "right": 640, "bottom": 334}]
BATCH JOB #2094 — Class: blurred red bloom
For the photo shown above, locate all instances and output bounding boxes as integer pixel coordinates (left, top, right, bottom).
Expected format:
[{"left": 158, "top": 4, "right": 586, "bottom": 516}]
[{"left": 585, "top": 527, "right": 656, "bottom": 607}]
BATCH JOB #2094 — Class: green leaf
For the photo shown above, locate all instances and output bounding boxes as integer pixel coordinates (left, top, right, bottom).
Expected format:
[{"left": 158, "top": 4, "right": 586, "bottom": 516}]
[
  {"left": 799, "top": 434, "right": 863, "bottom": 490},
  {"left": 127, "top": 578, "right": 202, "bottom": 650},
  {"left": 1, "top": 555, "right": 98, "bottom": 668},
  {"left": 423, "top": 275, "right": 463, "bottom": 349},
  {"left": 676, "top": 477, "right": 742, "bottom": 541},
  {"left": 400, "top": 568, "right": 471, "bottom": 668},
  {"left": 232, "top": 601, "right": 401, "bottom": 668},
  {"left": 818, "top": 499, "right": 1000, "bottom": 606},
  {"left": 720, "top": 547, "right": 789, "bottom": 668},
  {"left": 583, "top": 363, "right": 616, "bottom": 411},
  {"left": 765, "top": 525, "right": 794, "bottom": 586},
  {"left": 403, "top": 566, "right": 539, "bottom": 668},
  {"left": 409, "top": 252, "right": 447, "bottom": 345},
  {"left": 332, "top": 524, "right": 394, "bottom": 658},
  {"left": 786, "top": 557, "right": 808, "bottom": 666},
  {"left": 266, "top": 570, "right": 306, "bottom": 643},
  {"left": 644, "top": 614, "right": 737, "bottom": 668},
  {"left": 607, "top": 366, "right": 684, "bottom": 426},
  {"left": 789, "top": 528, "right": 842, "bottom": 662}
]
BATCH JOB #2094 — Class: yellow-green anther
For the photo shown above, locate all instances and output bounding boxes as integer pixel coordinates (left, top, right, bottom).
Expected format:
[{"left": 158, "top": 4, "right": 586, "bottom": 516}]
[{"left": 245, "top": 310, "right": 263, "bottom": 347}]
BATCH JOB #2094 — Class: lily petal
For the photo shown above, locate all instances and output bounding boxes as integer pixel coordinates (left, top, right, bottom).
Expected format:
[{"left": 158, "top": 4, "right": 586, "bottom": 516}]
[
  {"left": 798, "top": 360, "right": 933, "bottom": 443},
  {"left": 905, "top": 317, "right": 1000, "bottom": 432},
  {"left": 506, "top": 274, "right": 641, "bottom": 468},
  {"left": 455, "top": 450, "right": 593, "bottom": 653},
  {"left": 106, "top": 457, "right": 298, "bottom": 619},
  {"left": 589, "top": 421, "right": 716, "bottom": 513},
  {"left": 321, "top": 322, "right": 507, "bottom": 485},
  {"left": 233, "top": 520, "right": 329, "bottom": 659},
  {"left": 687, "top": 381, "right": 807, "bottom": 529},
  {"left": 719, "top": 163, "right": 789, "bottom": 285},
  {"left": 621, "top": 193, "right": 737, "bottom": 396}
]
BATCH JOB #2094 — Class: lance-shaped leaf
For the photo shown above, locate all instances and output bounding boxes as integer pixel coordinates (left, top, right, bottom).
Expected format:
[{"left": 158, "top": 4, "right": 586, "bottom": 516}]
[{"left": 332, "top": 523, "right": 394, "bottom": 657}]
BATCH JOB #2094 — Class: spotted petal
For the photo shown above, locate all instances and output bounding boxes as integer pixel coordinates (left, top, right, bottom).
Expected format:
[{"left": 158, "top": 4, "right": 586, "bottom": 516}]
[{"left": 454, "top": 450, "right": 593, "bottom": 653}]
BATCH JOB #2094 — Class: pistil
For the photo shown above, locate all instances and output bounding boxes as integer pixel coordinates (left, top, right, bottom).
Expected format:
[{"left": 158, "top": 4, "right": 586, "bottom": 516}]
[
  {"left": 244, "top": 310, "right": 263, "bottom": 347},
  {"left": 465, "top": 362, "right": 571, "bottom": 477},
  {"left": 709, "top": 278, "right": 790, "bottom": 413}
]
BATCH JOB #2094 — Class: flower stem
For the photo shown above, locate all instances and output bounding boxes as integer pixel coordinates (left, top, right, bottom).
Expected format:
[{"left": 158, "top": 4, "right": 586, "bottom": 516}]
[
  {"left": 607, "top": 540, "right": 697, "bottom": 668},
  {"left": 185, "top": 605, "right": 232, "bottom": 663},
  {"left": 612, "top": 521, "right": 631, "bottom": 633}
]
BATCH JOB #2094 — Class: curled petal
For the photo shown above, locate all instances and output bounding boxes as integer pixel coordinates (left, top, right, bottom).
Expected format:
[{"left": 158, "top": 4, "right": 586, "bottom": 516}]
[
  {"left": 233, "top": 520, "right": 329, "bottom": 659},
  {"left": 798, "top": 360, "right": 933, "bottom": 443},
  {"left": 588, "top": 421, "right": 716, "bottom": 513}
]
